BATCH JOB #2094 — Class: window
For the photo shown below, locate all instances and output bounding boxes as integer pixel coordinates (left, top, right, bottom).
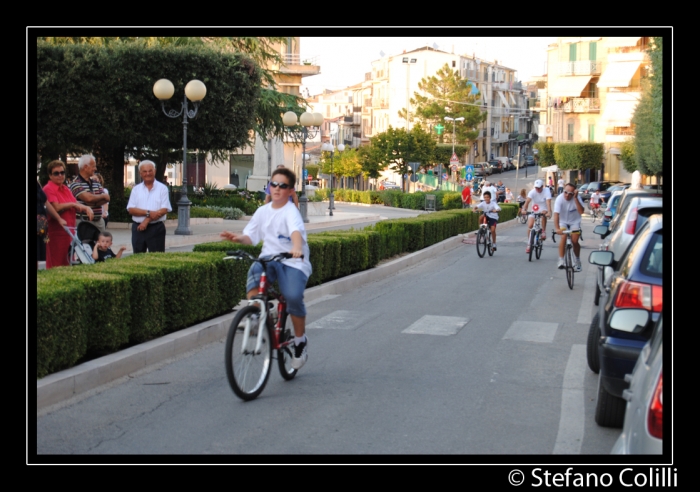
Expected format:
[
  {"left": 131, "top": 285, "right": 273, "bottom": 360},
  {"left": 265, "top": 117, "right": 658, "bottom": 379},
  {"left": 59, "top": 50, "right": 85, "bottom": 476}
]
[
  {"left": 452, "top": 60, "right": 456, "bottom": 68},
  {"left": 567, "top": 123, "right": 574, "bottom": 141},
  {"left": 589, "top": 41, "right": 597, "bottom": 61},
  {"left": 588, "top": 123, "right": 595, "bottom": 142},
  {"left": 569, "top": 43, "right": 577, "bottom": 62}
]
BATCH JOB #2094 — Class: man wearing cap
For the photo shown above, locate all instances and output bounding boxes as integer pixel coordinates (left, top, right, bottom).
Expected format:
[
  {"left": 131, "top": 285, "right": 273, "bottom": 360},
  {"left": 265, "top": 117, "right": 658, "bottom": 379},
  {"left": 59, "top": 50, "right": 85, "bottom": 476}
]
[{"left": 522, "top": 179, "right": 552, "bottom": 254}]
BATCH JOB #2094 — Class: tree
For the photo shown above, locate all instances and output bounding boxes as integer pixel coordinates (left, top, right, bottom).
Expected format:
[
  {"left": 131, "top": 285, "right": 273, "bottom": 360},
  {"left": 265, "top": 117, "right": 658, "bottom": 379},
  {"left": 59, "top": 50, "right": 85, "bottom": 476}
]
[
  {"left": 554, "top": 143, "right": 604, "bottom": 171},
  {"left": 37, "top": 42, "right": 264, "bottom": 218},
  {"left": 371, "top": 124, "right": 436, "bottom": 192},
  {"left": 533, "top": 142, "right": 556, "bottom": 167},
  {"left": 407, "top": 63, "right": 486, "bottom": 145},
  {"left": 620, "top": 139, "right": 637, "bottom": 173}
]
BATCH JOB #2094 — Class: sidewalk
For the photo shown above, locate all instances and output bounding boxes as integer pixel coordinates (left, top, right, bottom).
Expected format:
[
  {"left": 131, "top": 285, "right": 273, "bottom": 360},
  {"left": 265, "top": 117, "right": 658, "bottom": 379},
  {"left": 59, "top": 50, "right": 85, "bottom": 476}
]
[{"left": 37, "top": 205, "right": 382, "bottom": 269}]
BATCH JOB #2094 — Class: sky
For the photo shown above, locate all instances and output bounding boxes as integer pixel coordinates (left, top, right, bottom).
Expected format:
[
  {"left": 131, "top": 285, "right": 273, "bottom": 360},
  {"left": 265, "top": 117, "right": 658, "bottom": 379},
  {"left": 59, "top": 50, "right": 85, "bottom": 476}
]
[{"left": 299, "top": 37, "right": 557, "bottom": 96}]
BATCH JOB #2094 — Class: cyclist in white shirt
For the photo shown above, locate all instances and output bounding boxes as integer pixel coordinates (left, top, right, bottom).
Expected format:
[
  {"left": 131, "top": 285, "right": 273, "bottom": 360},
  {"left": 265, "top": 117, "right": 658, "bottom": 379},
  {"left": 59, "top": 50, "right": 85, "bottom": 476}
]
[
  {"left": 473, "top": 190, "right": 501, "bottom": 251},
  {"left": 589, "top": 189, "right": 604, "bottom": 215},
  {"left": 522, "top": 179, "right": 552, "bottom": 254},
  {"left": 553, "top": 183, "right": 585, "bottom": 271}
]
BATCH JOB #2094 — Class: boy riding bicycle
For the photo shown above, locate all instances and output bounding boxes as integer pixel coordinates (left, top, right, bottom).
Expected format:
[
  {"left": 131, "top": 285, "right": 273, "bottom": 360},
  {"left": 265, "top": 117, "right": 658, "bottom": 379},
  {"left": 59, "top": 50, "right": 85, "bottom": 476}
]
[
  {"left": 472, "top": 191, "right": 501, "bottom": 251},
  {"left": 220, "top": 168, "right": 311, "bottom": 370}
]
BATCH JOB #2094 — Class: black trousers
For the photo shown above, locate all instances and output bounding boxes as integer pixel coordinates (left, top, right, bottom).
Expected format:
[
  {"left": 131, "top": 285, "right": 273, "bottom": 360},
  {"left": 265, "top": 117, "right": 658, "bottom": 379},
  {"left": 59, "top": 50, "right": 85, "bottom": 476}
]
[{"left": 131, "top": 221, "right": 166, "bottom": 253}]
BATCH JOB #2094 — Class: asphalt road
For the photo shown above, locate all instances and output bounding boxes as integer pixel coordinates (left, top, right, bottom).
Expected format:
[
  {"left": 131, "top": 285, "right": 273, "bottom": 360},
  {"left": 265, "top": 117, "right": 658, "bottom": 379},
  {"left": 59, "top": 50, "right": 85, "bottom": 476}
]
[{"left": 35, "top": 213, "right": 621, "bottom": 460}]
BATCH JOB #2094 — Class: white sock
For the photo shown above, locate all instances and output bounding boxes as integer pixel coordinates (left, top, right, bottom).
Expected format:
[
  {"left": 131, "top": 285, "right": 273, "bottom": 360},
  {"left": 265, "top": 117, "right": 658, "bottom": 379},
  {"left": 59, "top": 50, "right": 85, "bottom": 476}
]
[{"left": 294, "top": 335, "right": 306, "bottom": 346}]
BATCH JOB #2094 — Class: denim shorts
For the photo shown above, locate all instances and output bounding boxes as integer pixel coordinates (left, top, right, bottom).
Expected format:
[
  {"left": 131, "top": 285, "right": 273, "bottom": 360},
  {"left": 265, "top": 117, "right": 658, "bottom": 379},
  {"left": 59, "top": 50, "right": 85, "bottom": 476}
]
[{"left": 246, "top": 261, "right": 309, "bottom": 317}]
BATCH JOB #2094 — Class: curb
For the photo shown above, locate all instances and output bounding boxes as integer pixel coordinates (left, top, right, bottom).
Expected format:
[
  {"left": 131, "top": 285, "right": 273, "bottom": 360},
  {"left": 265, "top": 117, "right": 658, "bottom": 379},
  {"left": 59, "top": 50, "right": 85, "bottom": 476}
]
[{"left": 37, "top": 218, "right": 520, "bottom": 411}]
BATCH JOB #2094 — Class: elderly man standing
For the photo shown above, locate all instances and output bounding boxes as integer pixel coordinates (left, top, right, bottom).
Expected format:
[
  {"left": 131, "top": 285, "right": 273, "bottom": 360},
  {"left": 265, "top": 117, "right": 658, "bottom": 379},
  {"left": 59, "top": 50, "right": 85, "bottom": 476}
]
[
  {"left": 69, "top": 154, "right": 110, "bottom": 232},
  {"left": 126, "top": 160, "right": 172, "bottom": 253}
]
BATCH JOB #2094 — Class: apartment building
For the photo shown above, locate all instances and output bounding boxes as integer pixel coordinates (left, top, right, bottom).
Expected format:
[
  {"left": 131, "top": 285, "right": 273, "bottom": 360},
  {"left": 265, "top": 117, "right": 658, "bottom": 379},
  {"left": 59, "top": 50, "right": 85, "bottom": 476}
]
[
  {"left": 365, "top": 46, "right": 530, "bottom": 164},
  {"left": 538, "top": 36, "right": 649, "bottom": 183}
]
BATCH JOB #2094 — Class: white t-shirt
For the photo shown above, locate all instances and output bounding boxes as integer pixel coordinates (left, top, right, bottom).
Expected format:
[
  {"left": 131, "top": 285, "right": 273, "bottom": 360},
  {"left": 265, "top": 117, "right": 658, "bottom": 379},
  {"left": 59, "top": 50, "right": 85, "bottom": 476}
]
[
  {"left": 557, "top": 179, "right": 565, "bottom": 188},
  {"left": 590, "top": 192, "right": 602, "bottom": 204},
  {"left": 243, "top": 201, "right": 312, "bottom": 278},
  {"left": 481, "top": 185, "right": 498, "bottom": 202},
  {"left": 554, "top": 193, "right": 585, "bottom": 224},
  {"left": 474, "top": 200, "right": 501, "bottom": 220},
  {"left": 526, "top": 187, "right": 552, "bottom": 212}
]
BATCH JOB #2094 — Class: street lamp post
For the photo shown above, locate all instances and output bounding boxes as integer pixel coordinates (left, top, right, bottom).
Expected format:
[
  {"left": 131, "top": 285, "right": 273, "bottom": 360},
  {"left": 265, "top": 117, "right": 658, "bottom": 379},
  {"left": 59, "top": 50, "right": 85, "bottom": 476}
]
[
  {"left": 321, "top": 142, "right": 345, "bottom": 216},
  {"left": 283, "top": 111, "right": 323, "bottom": 223},
  {"left": 153, "top": 78, "right": 207, "bottom": 235}
]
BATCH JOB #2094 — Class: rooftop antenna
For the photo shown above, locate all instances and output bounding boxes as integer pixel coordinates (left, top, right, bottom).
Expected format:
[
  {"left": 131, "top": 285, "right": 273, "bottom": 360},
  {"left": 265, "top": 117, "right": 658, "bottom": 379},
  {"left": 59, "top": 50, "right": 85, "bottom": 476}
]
[
  {"left": 379, "top": 50, "right": 385, "bottom": 58},
  {"left": 432, "top": 42, "right": 439, "bottom": 50}
]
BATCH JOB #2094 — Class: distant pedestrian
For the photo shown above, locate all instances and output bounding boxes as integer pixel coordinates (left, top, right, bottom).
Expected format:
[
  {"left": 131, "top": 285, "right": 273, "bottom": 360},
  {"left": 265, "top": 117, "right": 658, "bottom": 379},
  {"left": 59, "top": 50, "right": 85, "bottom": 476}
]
[
  {"left": 557, "top": 177, "right": 565, "bottom": 196},
  {"left": 461, "top": 183, "right": 472, "bottom": 208}
]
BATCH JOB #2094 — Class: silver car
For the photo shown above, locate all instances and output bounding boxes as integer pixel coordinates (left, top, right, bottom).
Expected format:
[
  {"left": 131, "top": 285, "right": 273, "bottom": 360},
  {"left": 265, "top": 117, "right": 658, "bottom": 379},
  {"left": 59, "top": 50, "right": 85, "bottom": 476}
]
[{"left": 611, "top": 312, "right": 663, "bottom": 454}]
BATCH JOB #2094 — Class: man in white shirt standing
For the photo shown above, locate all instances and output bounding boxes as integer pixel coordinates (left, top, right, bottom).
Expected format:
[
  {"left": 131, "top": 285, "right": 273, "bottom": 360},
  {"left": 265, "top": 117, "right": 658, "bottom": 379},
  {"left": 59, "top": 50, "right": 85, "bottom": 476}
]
[
  {"left": 522, "top": 179, "right": 552, "bottom": 254},
  {"left": 126, "top": 160, "right": 172, "bottom": 253},
  {"left": 481, "top": 181, "right": 498, "bottom": 204},
  {"left": 220, "top": 168, "right": 312, "bottom": 370}
]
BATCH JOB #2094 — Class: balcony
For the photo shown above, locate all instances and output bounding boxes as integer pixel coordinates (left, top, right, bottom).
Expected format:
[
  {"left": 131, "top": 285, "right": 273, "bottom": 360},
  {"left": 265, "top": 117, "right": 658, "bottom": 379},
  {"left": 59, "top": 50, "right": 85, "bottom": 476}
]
[
  {"left": 278, "top": 54, "right": 321, "bottom": 77},
  {"left": 372, "top": 98, "right": 389, "bottom": 109},
  {"left": 554, "top": 60, "right": 603, "bottom": 76},
  {"left": 560, "top": 98, "right": 600, "bottom": 113}
]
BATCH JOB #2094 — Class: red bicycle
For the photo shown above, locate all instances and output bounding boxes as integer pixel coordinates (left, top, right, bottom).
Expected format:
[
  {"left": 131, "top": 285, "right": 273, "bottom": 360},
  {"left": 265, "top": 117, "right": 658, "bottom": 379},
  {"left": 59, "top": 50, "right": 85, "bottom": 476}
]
[{"left": 223, "top": 250, "right": 300, "bottom": 401}]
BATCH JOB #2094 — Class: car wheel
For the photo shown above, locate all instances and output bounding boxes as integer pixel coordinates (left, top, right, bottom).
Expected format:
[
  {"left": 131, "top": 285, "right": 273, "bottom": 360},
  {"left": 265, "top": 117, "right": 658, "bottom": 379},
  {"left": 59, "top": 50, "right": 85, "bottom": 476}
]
[
  {"left": 595, "top": 375, "right": 626, "bottom": 428},
  {"left": 586, "top": 313, "right": 600, "bottom": 374}
]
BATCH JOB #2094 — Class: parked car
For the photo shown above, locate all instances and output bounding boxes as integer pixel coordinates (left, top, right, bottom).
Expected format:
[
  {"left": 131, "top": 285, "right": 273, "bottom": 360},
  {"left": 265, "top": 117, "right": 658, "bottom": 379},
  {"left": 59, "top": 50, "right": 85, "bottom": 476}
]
[
  {"left": 506, "top": 158, "right": 516, "bottom": 171},
  {"left": 488, "top": 159, "right": 503, "bottom": 174},
  {"left": 474, "top": 162, "right": 491, "bottom": 177},
  {"left": 525, "top": 155, "right": 535, "bottom": 167},
  {"left": 580, "top": 181, "right": 621, "bottom": 202},
  {"left": 602, "top": 190, "right": 625, "bottom": 227},
  {"left": 601, "top": 183, "right": 630, "bottom": 202},
  {"left": 611, "top": 311, "right": 663, "bottom": 454},
  {"left": 382, "top": 181, "right": 401, "bottom": 190},
  {"left": 493, "top": 156, "right": 510, "bottom": 172},
  {"left": 592, "top": 195, "right": 662, "bottom": 306},
  {"left": 606, "top": 188, "right": 663, "bottom": 234},
  {"left": 587, "top": 214, "right": 663, "bottom": 428}
]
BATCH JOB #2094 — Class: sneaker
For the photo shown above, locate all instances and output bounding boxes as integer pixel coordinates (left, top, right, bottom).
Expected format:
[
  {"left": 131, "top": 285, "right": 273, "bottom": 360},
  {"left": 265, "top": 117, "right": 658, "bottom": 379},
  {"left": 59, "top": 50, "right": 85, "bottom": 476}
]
[
  {"left": 541, "top": 231, "right": 546, "bottom": 241},
  {"left": 291, "top": 340, "right": 308, "bottom": 370},
  {"left": 557, "top": 258, "right": 565, "bottom": 269},
  {"left": 574, "top": 260, "right": 582, "bottom": 272},
  {"left": 492, "top": 245, "right": 497, "bottom": 251},
  {"left": 525, "top": 245, "right": 530, "bottom": 253}
]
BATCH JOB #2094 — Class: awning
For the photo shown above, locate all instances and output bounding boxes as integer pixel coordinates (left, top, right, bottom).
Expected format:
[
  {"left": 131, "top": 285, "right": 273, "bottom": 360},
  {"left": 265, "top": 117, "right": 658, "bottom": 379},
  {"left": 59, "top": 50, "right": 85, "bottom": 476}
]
[
  {"left": 498, "top": 91, "right": 510, "bottom": 108},
  {"left": 466, "top": 79, "right": 480, "bottom": 95},
  {"left": 597, "top": 61, "right": 641, "bottom": 88},
  {"left": 605, "top": 37, "right": 641, "bottom": 48},
  {"left": 549, "top": 76, "right": 592, "bottom": 97},
  {"left": 609, "top": 147, "right": 621, "bottom": 155},
  {"left": 600, "top": 98, "right": 639, "bottom": 127},
  {"left": 541, "top": 165, "right": 558, "bottom": 172}
]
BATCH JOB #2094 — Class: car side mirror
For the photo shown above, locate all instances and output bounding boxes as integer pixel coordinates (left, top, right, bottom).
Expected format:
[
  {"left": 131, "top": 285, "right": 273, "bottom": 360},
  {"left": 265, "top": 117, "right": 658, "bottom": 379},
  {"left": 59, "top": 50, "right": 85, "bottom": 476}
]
[
  {"left": 588, "top": 250, "right": 614, "bottom": 267},
  {"left": 609, "top": 308, "right": 651, "bottom": 333},
  {"left": 604, "top": 211, "right": 613, "bottom": 219},
  {"left": 593, "top": 224, "right": 609, "bottom": 238}
]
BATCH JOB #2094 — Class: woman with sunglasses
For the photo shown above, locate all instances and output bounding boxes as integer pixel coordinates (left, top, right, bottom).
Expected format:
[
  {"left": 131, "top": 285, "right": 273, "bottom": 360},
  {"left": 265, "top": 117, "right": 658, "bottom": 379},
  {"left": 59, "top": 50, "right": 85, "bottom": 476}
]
[{"left": 42, "top": 160, "right": 94, "bottom": 268}]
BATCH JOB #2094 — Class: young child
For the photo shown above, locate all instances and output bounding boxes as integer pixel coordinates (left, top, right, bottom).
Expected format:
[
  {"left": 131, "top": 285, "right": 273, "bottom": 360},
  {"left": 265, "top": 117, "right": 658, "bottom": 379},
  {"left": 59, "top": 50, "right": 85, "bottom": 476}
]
[
  {"left": 472, "top": 190, "right": 501, "bottom": 251},
  {"left": 92, "top": 231, "right": 126, "bottom": 262}
]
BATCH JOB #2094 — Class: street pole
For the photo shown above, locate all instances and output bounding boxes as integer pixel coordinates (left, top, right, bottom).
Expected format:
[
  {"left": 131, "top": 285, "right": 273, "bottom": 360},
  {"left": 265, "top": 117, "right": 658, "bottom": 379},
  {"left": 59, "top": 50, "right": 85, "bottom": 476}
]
[
  {"left": 444, "top": 116, "right": 464, "bottom": 183},
  {"left": 283, "top": 111, "right": 323, "bottom": 223},
  {"left": 153, "top": 78, "right": 207, "bottom": 235},
  {"left": 322, "top": 142, "right": 344, "bottom": 216}
]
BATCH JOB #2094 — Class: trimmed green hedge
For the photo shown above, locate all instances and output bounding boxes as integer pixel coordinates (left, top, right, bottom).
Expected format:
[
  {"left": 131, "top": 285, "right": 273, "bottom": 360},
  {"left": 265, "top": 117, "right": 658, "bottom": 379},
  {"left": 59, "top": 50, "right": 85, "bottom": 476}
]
[{"left": 37, "top": 207, "right": 515, "bottom": 378}]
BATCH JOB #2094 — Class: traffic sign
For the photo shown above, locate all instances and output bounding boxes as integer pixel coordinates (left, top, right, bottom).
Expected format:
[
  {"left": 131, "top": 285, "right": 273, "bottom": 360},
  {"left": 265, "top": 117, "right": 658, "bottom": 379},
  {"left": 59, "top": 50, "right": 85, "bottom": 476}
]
[
  {"left": 466, "top": 172, "right": 473, "bottom": 181},
  {"left": 450, "top": 153, "right": 459, "bottom": 164},
  {"left": 435, "top": 124, "right": 444, "bottom": 135},
  {"left": 442, "top": 173, "right": 448, "bottom": 180},
  {"left": 303, "top": 169, "right": 308, "bottom": 180}
]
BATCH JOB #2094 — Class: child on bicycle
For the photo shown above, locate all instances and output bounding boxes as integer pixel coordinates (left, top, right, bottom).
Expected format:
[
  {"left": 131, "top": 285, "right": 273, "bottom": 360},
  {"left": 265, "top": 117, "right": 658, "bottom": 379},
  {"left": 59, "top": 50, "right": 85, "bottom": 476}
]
[
  {"left": 472, "top": 190, "right": 501, "bottom": 251},
  {"left": 220, "top": 168, "right": 312, "bottom": 370}
]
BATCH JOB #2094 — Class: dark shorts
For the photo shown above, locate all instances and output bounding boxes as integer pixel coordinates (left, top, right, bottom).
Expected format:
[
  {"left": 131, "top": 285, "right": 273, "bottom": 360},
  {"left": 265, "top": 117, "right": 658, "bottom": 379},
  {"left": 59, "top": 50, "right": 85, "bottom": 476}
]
[{"left": 485, "top": 216, "right": 498, "bottom": 228}]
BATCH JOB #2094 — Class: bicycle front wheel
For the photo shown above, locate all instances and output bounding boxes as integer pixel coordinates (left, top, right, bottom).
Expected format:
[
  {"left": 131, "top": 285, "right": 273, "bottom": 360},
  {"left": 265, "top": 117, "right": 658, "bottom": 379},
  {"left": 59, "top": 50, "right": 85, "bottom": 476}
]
[
  {"left": 225, "top": 305, "right": 273, "bottom": 401},
  {"left": 565, "top": 245, "right": 574, "bottom": 289},
  {"left": 476, "top": 229, "right": 487, "bottom": 258},
  {"left": 277, "top": 311, "right": 297, "bottom": 381}
]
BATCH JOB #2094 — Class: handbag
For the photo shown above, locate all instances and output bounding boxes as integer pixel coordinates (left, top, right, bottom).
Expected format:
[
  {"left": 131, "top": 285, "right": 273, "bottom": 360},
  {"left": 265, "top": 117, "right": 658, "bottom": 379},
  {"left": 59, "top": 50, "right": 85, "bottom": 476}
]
[{"left": 37, "top": 214, "right": 49, "bottom": 243}]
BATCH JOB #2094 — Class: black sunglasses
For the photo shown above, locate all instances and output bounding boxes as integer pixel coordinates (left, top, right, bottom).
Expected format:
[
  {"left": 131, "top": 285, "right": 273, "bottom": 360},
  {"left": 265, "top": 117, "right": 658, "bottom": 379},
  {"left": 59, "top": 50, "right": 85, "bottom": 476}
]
[
  {"left": 51, "top": 171, "right": 66, "bottom": 176},
  {"left": 269, "top": 181, "right": 290, "bottom": 189}
]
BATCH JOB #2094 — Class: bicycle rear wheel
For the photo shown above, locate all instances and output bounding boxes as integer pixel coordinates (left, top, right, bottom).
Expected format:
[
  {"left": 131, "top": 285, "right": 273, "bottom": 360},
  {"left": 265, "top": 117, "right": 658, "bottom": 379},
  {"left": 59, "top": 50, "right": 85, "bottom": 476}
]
[
  {"left": 476, "top": 229, "right": 487, "bottom": 258},
  {"left": 535, "top": 235, "right": 542, "bottom": 259},
  {"left": 225, "top": 305, "right": 273, "bottom": 401},
  {"left": 277, "top": 311, "right": 297, "bottom": 381},
  {"left": 565, "top": 245, "right": 574, "bottom": 289},
  {"left": 528, "top": 230, "right": 535, "bottom": 262}
]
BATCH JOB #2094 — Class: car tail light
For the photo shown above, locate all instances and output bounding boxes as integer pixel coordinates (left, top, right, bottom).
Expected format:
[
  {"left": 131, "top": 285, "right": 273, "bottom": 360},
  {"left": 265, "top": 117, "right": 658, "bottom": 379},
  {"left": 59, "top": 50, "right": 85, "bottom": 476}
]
[
  {"left": 613, "top": 280, "right": 662, "bottom": 312},
  {"left": 647, "top": 371, "right": 662, "bottom": 439},
  {"left": 625, "top": 207, "right": 639, "bottom": 235}
]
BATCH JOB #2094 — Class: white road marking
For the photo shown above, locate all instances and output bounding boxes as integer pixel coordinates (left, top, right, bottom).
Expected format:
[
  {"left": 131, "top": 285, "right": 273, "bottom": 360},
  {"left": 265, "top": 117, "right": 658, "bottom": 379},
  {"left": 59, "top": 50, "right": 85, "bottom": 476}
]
[
  {"left": 307, "top": 310, "right": 375, "bottom": 330},
  {"left": 401, "top": 315, "right": 469, "bottom": 336},
  {"left": 502, "top": 321, "right": 559, "bottom": 343},
  {"left": 553, "top": 344, "right": 587, "bottom": 454},
  {"left": 577, "top": 267, "right": 597, "bottom": 324}
]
